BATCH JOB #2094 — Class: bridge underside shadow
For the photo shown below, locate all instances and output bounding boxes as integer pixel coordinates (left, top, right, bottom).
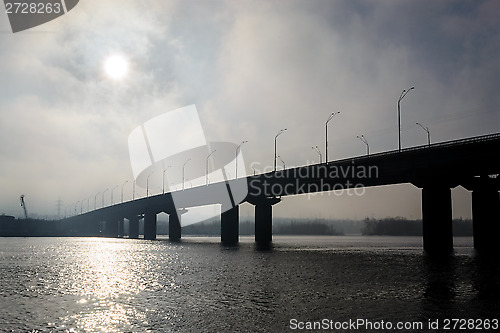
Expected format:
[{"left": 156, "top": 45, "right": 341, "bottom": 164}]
[
  {"left": 468, "top": 177, "right": 500, "bottom": 253},
  {"left": 417, "top": 175, "right": 499, "bottom": 255}
]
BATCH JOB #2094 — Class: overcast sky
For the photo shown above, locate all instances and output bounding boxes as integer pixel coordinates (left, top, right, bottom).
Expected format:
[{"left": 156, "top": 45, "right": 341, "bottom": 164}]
[{"left": 0, "top": 0, "right": 498, "bottom": 220}]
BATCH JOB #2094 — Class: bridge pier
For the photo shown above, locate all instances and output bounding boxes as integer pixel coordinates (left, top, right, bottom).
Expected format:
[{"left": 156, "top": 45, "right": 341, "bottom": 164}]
[
  {"left": 117, "top": 218, "right": 124, "bottom": 238},
  {"left": 128, "top": 216, "right": 140, "bottom": 239},
  {"left": 221, "top": 205, "right": 239, "bottom": 245},
  {"left": 472, "top": 177, "right": 500, "bottom": 253},
  {"left": 169, "top": 212, "right": 181, "bottom": 241},
  {"left": 144, "top": 211, "right": 157, "bottom": 240},
  {"left": 104, "top": 219, "right": 119, "bottom": 238},
  {"left": 254, "top": 197, "right": 281, "bottom": 245},
  {"left": 421, "top": 185, "right": 453, "bottom": 254}
]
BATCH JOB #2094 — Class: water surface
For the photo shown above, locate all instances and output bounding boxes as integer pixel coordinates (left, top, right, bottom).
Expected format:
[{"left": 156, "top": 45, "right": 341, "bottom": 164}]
[{"left": 1, "top": 236, "right": 498, "bottom": 332}]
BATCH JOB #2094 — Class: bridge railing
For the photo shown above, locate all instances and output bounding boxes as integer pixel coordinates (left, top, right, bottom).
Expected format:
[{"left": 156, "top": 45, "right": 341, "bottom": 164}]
[{"left": 321, "top": 132, "right": 500, "bottom": 166}]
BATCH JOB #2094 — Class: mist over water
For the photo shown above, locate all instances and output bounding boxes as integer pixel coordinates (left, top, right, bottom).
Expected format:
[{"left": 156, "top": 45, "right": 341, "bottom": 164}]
[{"left": 1, "top": 236, "right": 498, "bottom": 332}]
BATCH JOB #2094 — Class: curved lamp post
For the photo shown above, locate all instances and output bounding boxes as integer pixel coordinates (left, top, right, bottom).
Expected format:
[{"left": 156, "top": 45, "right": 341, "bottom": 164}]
[
  {"left": 274, "top": 129, "right": 287, "bottom": 172},
  {"left": 94, "top": 192, "right": 100, "bottom": 210},
  {"left": 163, "top": 166, "right": 172, "bottom": 193},
  {"left": 357, "top": 135, "right": 369, "bottom": 156},
  {"left": 277, "top": 155, "right": 285, "bottom": 170},
  {"left": 121, "top": 180, "right": 128, "bottom": 203},
  {"left": 147, "top": 172, "right": 154, "bottom": 197},
  {"left": 205, "top": 150, "right": 216, "bottom": 185},
  {"left": 326, "top": 111, "right": 340, "bottom": 163},
  {"left": 416, "top": 122, "right": 431, "bottom": 147},
  {"left": 111, "top": 185, "right": 118, "bottom": 205},
  {"left": 398, "top": 86, "right": 415, "bottom": 151},
  {"left": 235, "top": 141, "right": 247, "bottom": 179},
  {"left": 102, "top": 188, "right": 109, "bottom": 207},
  {"left": 312, "top": 145, "right": 322, "bottom": 164}
]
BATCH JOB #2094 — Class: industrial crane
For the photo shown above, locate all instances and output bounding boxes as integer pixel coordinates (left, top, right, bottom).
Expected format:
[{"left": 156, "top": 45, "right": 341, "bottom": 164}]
[{"left": 20, "top": 194, "right": 28, "bottom": 219}]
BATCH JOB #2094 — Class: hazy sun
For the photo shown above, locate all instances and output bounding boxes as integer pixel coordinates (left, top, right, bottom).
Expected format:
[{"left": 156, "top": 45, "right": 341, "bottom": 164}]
[{"left": 104, "top": 54, "right": 129, "bottom": 80}]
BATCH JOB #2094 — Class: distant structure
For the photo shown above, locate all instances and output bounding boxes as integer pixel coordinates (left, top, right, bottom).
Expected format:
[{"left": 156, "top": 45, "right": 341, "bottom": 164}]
[{"left": 20, "top": 195, "right": 28, "bottom": 219}]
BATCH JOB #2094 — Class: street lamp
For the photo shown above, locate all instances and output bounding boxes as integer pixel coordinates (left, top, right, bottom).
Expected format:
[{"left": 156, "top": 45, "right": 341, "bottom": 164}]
[
  {"left": 94, "top": 192, "right": 100, "bottom": 210},
  {"left": 252, "top": 167, "right": 256, "bottom": 176},
  {"left": 147, "top": 172, "right": 154, "bottom": 197},
  {"left": 111, "top": 185, "right": 118, "bottom": 205},
  {"left": 102, "top": 188, "right": 109, "bottom": 207},
  {"left": 205, "top": 150, "right": 216, "bottom": 185},
  {"left": 87, "top": 195, "right": 91, "bottom": 212},
  {"left": 326, "top": 111, "right": 340, "bottom": 163},
  {"left": 312, "top": 145, "right": 322, "bottom": 164},
  {"left": 182, "top": 158, "right": 191, "bottom": 190},
  {"left": 121, "top": 180, "right": 128, "bottom": 203},
  {"left": 398, "top": 86, "right": 415, "bottom": 151},
  {"left": 235, "top": 141, "right": 247, "bottom": 179},
  {"left": 163, "top": 166, "right": 171, "bottom": 193},
  {"left": 357, "top": 135, "right": 370, "bottom": 156},
  {"left": 75, "top": 201, "right": 79, "bottom": 215},
  {"left": 277, "top": 155, "right": 286, "bottom": 170},
  {"left": 416, "top": 122, "right": 431, "bottom": 147},
  {"left": 274, "top": 129, "right": 287, "bottom": 172}
]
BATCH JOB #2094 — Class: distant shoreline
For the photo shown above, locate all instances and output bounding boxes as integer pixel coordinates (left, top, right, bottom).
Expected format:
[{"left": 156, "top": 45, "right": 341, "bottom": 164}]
[{"left": 1, "top": 216, "right": 473, "bottom": 237}]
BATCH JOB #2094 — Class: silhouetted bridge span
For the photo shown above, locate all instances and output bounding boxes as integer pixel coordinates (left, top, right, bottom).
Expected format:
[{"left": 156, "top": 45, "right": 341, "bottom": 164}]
[{"left": 63, "top": 133, "right": 500, "bottom": 254}]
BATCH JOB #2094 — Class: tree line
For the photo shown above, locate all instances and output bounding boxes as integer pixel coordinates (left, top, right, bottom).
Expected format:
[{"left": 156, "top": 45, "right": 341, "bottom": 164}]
[{"left": 361, "top": 217, "right": 473, "bottom": 236}]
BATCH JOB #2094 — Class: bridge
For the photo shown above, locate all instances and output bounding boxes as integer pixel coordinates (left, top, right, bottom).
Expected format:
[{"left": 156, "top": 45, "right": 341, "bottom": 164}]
[{"left": 63, "top": 133, "right": 500, "bottom": 255}]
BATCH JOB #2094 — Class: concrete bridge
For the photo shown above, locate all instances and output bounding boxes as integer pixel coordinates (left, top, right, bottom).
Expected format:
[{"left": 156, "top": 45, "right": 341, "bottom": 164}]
[{"left": 63, "top": 133, "right": 500, "bottom": 255}]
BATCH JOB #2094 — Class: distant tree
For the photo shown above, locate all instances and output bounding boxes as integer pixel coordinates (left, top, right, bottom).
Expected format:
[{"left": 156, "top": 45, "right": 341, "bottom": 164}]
[{"left": 361, "top": 217, "right": 473, "bottom": 236}]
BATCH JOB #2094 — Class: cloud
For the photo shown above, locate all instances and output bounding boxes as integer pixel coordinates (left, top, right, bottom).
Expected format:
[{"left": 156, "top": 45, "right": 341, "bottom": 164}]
[{"left": 0, "top": 0, "right": 497, "bottom": 219}]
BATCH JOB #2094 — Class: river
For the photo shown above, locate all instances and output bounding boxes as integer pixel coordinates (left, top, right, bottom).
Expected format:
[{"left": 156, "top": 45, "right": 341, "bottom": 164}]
[{"left": 1, "top": 236, "right": 498, "bottom": 332}]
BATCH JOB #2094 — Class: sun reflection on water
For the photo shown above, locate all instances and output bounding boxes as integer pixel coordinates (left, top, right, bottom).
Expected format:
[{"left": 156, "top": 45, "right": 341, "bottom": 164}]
[{"left": 61, "top": 238, "right": 177, "bottom": 332}]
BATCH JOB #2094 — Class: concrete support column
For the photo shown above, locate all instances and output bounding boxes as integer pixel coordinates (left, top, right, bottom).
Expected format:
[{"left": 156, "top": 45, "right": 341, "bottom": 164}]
[
  {"left": 472, "top": 181, "right": 500, "bottom": 252},
  {"left": 422, "top": 185, "right": 453, "bottom": 254},
  {"left": 117, "top": 218, "right": 124, "bottom": 238},
  {"left": 128, "top": 216, "right": 140, "bottom": 239},
  {"left": 255, "top": 203, "right": 272, "bottom": 244},
  {"left": 90, "top": 220, "right": 101, "bottom": 237},
  {"left": 144, "top": 211, "right": 157, "bottom": 240},
  {"left": 221, "top": 205, "right": 239, "bottom": 245},
  {"left": 253, "top": 197, "right": 280, "bottom": 245},
  {"left": 169, "top": 212, "right": 181, "bottom": 241},
  {"left": 104, "top": 219, "right": 119, "bottom": 238},
  {"left": 81, "top": 219, "right": 101, "bottom": 236}
]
